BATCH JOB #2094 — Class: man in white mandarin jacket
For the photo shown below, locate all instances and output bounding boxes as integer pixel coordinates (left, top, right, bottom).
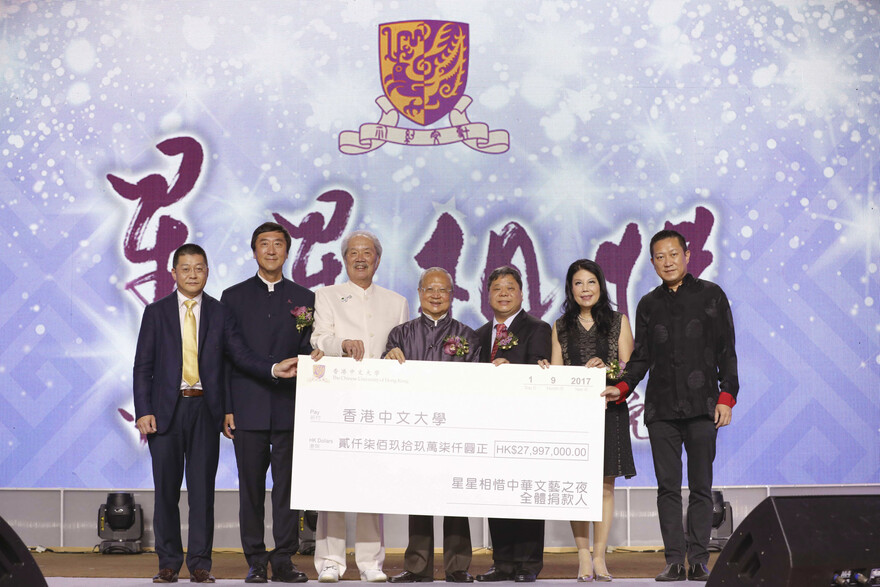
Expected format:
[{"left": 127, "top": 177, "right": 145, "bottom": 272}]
[{"left": 310, "top": 230, "right": 410, "bottom": 583}]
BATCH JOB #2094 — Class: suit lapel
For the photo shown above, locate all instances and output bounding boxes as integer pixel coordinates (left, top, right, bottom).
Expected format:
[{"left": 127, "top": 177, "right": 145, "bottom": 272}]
[
  {"left": 162, "top": 294, "right": 184, "bottom": 377},
  {"left": 496, "top": 310, "right": 530, "bottom": 363},
  {"left": 198, "top": 294, "right": 212, "bottom": 356},
  {"left": 508, "top": 310, "right": 528, "bottom": 336}
]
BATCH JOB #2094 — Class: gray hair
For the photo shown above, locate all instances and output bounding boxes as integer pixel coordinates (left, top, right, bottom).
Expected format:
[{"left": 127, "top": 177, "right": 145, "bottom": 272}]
[
  {"left": 341, "top": 230, "right": 383, "bottom": 258},
  {"left": 418, "top": 267, "right": 453, "bottom": 290}
]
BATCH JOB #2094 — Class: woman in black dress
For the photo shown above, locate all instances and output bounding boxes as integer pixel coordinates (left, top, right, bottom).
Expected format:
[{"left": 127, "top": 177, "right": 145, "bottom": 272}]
[{"left": 549, "top": 259, "right": 635, "bottom": 582}]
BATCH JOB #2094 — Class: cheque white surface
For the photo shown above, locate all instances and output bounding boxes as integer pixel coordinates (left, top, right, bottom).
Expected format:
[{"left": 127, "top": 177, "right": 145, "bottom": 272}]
[{"left": 292, "top": 356, "right": 606, "bottom": 521}]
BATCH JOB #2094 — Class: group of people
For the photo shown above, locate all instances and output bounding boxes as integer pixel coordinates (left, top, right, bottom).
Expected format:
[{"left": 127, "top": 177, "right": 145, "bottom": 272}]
[{"left": 133, "top": 222, "right": 739, "bottom": 584}]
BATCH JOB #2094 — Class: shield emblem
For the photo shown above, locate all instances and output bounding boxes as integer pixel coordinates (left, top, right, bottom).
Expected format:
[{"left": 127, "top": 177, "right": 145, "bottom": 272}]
[
  {"left": 313, "top": 364, "right": 326, "bottom": 379},
  {"left": 379, "top": 20, "right": 469, "bottom": 126}
]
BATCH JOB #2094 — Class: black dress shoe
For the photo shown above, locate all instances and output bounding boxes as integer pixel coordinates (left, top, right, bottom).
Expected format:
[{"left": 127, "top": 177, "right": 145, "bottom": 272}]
[
  {"left": 389, "top": 571, "right": 434, "bottom": 583},
  {"left": 513, "top": 571, "right": 536, "bottom": 583},
  {"left": 189, "top": 569, "right": 216, "bottom": 584},
  {"left": 246, "top": 562, "right": 269, "bottom": 583},
  {"left": 446, "top": 571, "right": 474, "bottom": 583},
  {"left": 153, "top": 568, "right": 179, "bottom": 583},
  {"left": 655, "top": 563, "right": 686, "bottom": 582},
  {"left": 687, "top": 564, "right": 710, "bottom": 581},
  {"left": 272, "top": 562, "right": 308, "bottom": 583},
  {"left": 475, "top": 568, "right": 514, "bottom": 582}
]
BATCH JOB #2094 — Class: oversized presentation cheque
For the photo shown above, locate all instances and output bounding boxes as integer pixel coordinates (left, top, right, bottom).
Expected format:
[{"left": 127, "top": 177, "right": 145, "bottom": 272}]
[{"left": 292, "top": 356, "right": 606, "bottom": 521}]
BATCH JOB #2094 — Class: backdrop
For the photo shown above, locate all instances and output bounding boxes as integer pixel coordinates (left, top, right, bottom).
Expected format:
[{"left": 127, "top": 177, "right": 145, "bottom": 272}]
[{"left": 1, "top": 1, "right": 878, "bottom": 491}]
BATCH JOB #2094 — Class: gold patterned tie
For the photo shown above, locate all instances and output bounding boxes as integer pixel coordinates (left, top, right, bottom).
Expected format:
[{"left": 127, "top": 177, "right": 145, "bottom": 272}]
[{"left": 182, "top": 299, "right": 199, "bottom": 386}]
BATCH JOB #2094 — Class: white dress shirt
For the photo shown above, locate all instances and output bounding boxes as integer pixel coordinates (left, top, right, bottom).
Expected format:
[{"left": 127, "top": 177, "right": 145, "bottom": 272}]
[{"left": 311, "top": 280, "right": 410, "bottom": 358}]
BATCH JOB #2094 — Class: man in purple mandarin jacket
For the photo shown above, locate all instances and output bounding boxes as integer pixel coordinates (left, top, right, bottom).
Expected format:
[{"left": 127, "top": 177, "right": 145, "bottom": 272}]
[{"left": 385, "top": 268, "right": 481, "bottom": 585}]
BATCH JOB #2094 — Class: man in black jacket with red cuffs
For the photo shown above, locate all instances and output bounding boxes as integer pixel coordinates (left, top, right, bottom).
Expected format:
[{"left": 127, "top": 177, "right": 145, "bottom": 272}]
[{"left": 602, "top": 230, "right": 739, "bottom": 582}]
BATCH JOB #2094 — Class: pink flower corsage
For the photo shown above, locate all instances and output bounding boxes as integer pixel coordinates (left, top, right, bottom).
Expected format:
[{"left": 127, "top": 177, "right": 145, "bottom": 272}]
[
  {"left": 497, "top": 331, "right": 518, "bottom": 350},
  {"left": 291, "top": 305, "right": 314, "bottom": 332},
  {"left": 605, "top": 359, "right": 627, "bottom": 383},
  {"left": 443, "top": 335, "right": 470, "bottom": 357}
]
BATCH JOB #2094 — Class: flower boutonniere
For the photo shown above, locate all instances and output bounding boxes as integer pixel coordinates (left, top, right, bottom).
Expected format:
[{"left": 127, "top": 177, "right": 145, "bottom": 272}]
[
  {"left": 605, "top": 359, "right": 627, "bottom": 384},
  {"left": 291, "top": 305, "right": 315, "bottom": 332},
  {"left": 443, "top": 335, "right": 470, "bottom": 357},
  {"left": 497, "top": 331, "right": 519, "bottom": 350}
]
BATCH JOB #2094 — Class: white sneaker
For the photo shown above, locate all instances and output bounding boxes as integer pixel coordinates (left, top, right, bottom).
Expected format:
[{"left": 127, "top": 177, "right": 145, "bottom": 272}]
[
  {"left": 360, "top": 569, "right": 388, "bottom": 582},
  {"left": 319, "top": 564, "right": 340, "bottom": 583}
]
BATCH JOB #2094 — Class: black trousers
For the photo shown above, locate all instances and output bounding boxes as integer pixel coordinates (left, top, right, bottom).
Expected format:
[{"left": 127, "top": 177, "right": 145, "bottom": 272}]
[
  {"left": 232, "top": 429, "right": 299, "bottom": 567},
  {"left": 647, "top": 417, "right": 717, "bottom": 565},
  {"left": 403, "top": 515, "right": 471, "bottom": 577},
  {"left": 148, "top": 396, "right": 219, "bottom": 573},
  {"left": 486, "top": 518, "right": 544, "bottom": 575}
]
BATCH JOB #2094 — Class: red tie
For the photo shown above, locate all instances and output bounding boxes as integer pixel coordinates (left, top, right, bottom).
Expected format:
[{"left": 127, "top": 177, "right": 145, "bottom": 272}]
[{"left": 491, "top": 323, "right": 507, "bottom": 361}]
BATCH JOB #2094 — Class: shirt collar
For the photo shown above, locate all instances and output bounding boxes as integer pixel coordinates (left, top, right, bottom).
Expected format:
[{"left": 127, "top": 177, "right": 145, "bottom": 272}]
[
  {"left": 492, "top": 308, "right": 523, "bottom": 329},
  {"left": 661, "top": 273, "right": 695, "bottom": 293},
  {"left": 257, "top": 272, "right": 283, "bottom": 292},
  {"left": 176, "top": 290, "right": 203, "bottom": 307},
  {"left": 347, "top": 280, "right": 375, "bottom": 296},
  {"left": 420, "top": 312, "right": 449, "bottom": 327}
]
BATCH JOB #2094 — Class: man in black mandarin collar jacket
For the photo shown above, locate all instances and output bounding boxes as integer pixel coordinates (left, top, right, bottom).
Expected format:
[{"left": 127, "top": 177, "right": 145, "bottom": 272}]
[
  {"left": 220, "top": 223, "right": 316, "bottom": 584},
  {"left": 605, "top": 230, "right": 739, "bottom": 582}
]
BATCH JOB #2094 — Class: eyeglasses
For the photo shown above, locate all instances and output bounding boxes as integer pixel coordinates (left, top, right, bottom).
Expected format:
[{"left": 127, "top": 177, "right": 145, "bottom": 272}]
[
  {"left": 177, "top": 265, "right": 207, "bottom": 275},
  {"left": 419, "top": 287, "right": 450, "bottom": 296}
]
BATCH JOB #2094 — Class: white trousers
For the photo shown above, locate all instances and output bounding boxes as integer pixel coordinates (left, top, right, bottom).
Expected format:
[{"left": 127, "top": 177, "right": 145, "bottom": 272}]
[{"left": 314, "top": 511, "right": 385, "bottom": 574}]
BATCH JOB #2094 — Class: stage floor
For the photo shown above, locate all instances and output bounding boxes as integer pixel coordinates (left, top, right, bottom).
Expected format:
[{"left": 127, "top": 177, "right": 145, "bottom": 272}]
[
  {"left": 34, "top": 550, "right": 720, "bottom": 585},
  {"left": 46, "top": 579, "right": 668, "bottom": 586}
]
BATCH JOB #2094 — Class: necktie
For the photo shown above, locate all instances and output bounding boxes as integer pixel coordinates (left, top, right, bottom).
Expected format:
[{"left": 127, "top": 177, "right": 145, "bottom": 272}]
[
  {"left": 182, "top": 299, "right": 199, "bottom": 386},
  {"left": 490, "top": 323, "right": 507, "bottom": 361}
]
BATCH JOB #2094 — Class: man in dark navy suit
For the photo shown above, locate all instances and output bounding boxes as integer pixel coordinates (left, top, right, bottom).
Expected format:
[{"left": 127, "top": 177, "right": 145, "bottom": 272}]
[
  {"left": 133, "top": 243, "right": 299, "bottom": 584},
  {"left": 221, "top": 223, "right": 320, "bottom": 583},
  {"left": 474, "top": 266, "right": 551, "bottom": 584}
]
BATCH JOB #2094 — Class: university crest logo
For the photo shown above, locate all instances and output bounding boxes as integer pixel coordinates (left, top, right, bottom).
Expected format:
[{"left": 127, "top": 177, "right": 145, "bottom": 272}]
[
  {"left": 312, "top": 364, "right": 326, "bottom": 380},
  {"left": 380, "top": 20, "right": 468, "bottom": 126},
  {"left": 339, "top": 20, "right": 509, "bottom": 155}
]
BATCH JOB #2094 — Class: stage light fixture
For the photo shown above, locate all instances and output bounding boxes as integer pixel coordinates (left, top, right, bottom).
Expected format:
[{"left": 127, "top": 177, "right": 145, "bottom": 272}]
[
  {"left": 683, "top": 490, "right": 733, "bottom": 552},
  {"left": 708, "top": 490, "right": 734, "bottom": 551},
  {"left": 97, "top": 492, "right": 143, "bottom": 554}
]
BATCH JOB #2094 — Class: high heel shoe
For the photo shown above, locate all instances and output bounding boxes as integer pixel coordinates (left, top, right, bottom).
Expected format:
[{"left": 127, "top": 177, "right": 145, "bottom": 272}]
[
  {"left": 591, "top": 561, "right": 611, "bottom": 582},
  {"left": 576, "top": 563, "right": 594, "bottom": 582},
  {"left": 576, "top": 549, "right": 594, "bottom": 582}
]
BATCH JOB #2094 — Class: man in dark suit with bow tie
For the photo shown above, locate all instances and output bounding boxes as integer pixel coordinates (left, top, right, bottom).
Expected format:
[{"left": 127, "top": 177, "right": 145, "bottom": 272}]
[
  {"left": 133, "top": 243, "right": 299, "bottom": 584},
  {"left": 221, "top": 223, "right": 319, "bottom": 584},
  {"left": 473, "top": 266, "right": 551, "bottom": 583}
]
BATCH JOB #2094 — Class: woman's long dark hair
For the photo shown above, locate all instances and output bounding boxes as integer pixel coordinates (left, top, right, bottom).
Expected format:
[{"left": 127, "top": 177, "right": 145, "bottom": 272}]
[{"left": 561, "top": 259, "right": 613, "bottom": 336}]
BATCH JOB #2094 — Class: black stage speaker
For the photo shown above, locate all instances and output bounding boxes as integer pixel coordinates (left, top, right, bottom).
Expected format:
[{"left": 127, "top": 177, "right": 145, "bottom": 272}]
[
  {"left": 707, "top": 495, "right": 880, "bottom": 586},
  {"left": 0, "top": 515, "right": 47, "bottom": 587}
]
